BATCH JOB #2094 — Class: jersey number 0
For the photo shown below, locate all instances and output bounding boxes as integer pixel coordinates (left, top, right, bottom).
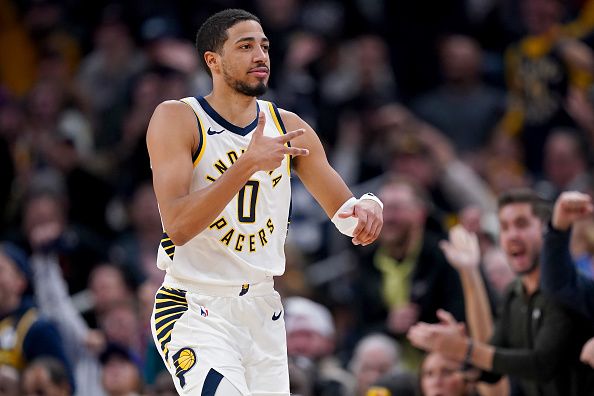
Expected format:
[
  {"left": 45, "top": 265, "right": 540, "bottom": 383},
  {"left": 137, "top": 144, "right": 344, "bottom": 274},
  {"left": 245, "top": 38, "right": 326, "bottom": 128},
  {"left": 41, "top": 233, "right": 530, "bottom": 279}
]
[{"left": 237, "top": 180, "right": 259, "bottom": 223}]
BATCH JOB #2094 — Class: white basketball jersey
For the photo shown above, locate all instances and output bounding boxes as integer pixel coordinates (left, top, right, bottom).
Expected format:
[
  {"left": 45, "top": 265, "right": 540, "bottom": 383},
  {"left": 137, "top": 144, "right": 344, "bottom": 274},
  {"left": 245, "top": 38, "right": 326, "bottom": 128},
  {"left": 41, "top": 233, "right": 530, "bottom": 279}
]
[{"left": 156, "top": 96, "right": 292, "bottom": 286}]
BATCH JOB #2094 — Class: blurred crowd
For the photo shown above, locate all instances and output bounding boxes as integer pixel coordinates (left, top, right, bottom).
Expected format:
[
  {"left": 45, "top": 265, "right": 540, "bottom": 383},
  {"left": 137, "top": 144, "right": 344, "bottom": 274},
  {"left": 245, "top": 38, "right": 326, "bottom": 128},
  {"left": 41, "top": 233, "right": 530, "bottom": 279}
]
[{"left": 2, "top": 0, "right": 594, "bottom": 395}]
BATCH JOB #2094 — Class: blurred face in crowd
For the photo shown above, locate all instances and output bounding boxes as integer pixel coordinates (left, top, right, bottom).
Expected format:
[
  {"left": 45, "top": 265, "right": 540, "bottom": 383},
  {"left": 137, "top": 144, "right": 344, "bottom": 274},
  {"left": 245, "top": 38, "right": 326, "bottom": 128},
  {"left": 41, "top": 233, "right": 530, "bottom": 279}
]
[
  {"left": 498, "top": 203, "right": 543, "bottom": 275},
  {"left": 23, "top": 195, "right": 66, "bottom": 248},
  {"left": 255, "top": 0, "right": 297, "bottom": 28},
  {"left": 287, "top": 328, "right": 332, "bottom": 360},
  {"left": 0, "top": 253, "right": 26, "bottom": 314},
  {"left": 440, "top": 35, "right": 481, "bottom": 84},
  {"left": 420, "top": 353, "right": 467, "bottom": 396},
  {"left": 89, "top": 265, "right": 130, "bottom": 312},
  {"left": 26, "top": 80, "right": 64, "bottom": 123},
  {"left": 22, "top": 365, "right": 70, "bottom": 396},
  {"left": 390, "top": 153, "right": 436, "bottom": 190},
  {"left": 353, "top": 344, "right": 397, "bottom": 396},
  {"left": 0, "top": 365, "right": 19, "bottom": 396},
  {"left": 544, "top": 132, "right": 585, "bottom": 189},
  {"left": 355, "top": 35, "right": 389, "bottom": 77},
  {"left": 212, "top": 20, "right": 270, "bottom": 96},
  {"left": 95, "top": 21, "right": 133, "bottom": 57},
  {"left": 101, "top": 356, "right": 141, "bottom": 396},
  {"left": 379, "top": 183, "right": 426, "bottom": 246},
  {"left": 100, "top": 305, "right": 139, "bottom": 347},
  {"left": 521, "top": 0, "right": 564, "bottom": 35}
]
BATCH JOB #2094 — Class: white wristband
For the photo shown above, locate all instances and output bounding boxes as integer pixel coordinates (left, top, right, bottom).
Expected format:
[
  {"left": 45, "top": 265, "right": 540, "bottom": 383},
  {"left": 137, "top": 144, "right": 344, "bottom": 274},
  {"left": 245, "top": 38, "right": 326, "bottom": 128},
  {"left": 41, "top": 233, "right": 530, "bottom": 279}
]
[
  {"left": 331, "top": 197, "right": 359, "bottom": 236},
  {"left": 331, "top": 193, "right": 382, "bottom": 237},
  {"left": 359, "top": 193, "right": 383, "bottom": 209}
]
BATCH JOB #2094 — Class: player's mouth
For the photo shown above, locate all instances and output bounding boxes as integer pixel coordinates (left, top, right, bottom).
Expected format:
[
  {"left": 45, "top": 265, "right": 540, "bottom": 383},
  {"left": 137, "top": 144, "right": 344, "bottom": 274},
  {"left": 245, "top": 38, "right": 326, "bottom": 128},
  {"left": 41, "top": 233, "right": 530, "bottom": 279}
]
[{"left": 248, "top": 66, "right": 269, "bottom": 78}]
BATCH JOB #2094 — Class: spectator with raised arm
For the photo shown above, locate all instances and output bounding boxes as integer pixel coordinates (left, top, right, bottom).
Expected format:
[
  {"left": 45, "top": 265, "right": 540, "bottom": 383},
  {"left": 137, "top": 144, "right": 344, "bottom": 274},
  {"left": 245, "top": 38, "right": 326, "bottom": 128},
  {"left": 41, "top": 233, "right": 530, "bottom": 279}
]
[
  {"left": 0, "top": 242, "right": 73, "bottom": 391},
  {"left": 440, "top": 225, "right": 508, "bottom": 396},
  {"left": 541, "top": 191, "right": 594, "bottom": 368},
  {"left": 408, "top": 189, "right": 594, "bottom": 396}
]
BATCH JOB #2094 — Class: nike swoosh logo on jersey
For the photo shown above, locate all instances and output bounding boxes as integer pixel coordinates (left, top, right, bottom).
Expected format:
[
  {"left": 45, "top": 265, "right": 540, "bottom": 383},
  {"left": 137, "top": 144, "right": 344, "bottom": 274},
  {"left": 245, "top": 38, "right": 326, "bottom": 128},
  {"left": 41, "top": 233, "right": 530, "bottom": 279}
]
[
  {"left": 272, "top": 310, "right": 282, "bottom": 321},
  {"left": 207, "top": 127, "right": 225, "bottom": 135}
]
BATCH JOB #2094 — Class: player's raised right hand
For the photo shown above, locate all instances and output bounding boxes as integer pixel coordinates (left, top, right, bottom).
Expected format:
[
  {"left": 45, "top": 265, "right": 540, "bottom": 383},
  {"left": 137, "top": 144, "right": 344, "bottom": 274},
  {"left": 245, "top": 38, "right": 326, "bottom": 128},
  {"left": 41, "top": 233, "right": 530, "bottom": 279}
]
[{"left": 244, "top": 112, "right": 309, "bottom": 171}]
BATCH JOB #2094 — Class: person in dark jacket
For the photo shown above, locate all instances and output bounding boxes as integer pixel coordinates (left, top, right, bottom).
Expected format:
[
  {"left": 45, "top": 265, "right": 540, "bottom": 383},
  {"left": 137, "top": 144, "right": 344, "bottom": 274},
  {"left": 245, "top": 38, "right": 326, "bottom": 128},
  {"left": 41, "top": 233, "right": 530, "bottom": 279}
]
[{"left": 541, "top": 191, "right": 594, "bottom": 368}]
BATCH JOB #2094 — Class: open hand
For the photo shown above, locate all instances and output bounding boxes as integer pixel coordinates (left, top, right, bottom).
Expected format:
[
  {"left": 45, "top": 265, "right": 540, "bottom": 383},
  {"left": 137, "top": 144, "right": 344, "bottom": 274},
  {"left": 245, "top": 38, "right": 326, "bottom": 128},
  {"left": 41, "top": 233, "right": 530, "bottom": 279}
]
[
  {"left": 439, "top": 225, "right": 481, "bottom": 271},
  {"left": 408, "top": 312, "right": 468, "bottom": 361}
]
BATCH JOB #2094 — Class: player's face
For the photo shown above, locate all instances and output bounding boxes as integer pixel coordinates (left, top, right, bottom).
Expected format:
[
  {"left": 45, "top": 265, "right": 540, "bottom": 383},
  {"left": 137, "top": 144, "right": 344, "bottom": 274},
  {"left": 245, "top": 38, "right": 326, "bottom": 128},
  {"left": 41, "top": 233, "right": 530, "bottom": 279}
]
[
  {"left": 498, "top": 203, "right": 543, "bottom": 275},
  {"left": 220, "top": 20, "right": 270, "bottom": 96}
]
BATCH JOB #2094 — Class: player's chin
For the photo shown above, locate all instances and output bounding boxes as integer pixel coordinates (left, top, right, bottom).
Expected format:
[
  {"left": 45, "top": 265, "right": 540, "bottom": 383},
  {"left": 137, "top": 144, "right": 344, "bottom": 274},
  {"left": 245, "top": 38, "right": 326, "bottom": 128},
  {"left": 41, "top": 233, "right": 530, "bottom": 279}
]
[{"left": 250, "top": 81, "right": 268, "bottom": 96}]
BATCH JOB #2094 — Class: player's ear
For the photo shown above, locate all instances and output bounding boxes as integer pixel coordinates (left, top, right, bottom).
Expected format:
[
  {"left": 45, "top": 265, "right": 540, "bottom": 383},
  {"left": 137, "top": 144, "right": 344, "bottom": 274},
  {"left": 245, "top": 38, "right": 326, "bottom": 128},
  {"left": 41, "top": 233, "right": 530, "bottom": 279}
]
[{"left": 204, "top": 51, "right": 220, "bottom": 74}]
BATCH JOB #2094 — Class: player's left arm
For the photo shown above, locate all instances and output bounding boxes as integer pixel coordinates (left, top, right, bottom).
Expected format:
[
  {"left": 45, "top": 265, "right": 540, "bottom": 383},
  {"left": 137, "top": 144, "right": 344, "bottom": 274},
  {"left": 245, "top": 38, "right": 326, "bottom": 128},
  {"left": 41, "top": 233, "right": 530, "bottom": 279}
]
[{"left": 279, "top": 109, "right": 383, "bottom": 245}]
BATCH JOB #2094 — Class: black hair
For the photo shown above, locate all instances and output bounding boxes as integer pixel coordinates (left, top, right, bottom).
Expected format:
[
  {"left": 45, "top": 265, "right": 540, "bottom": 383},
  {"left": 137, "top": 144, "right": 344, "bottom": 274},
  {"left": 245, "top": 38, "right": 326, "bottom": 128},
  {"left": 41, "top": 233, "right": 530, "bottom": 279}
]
[
  {"left": 195, "top": 9, "right": 260, "bottom": 77},
  {"left": 497, "top": 188, "right": 552, "bottom": 224}
]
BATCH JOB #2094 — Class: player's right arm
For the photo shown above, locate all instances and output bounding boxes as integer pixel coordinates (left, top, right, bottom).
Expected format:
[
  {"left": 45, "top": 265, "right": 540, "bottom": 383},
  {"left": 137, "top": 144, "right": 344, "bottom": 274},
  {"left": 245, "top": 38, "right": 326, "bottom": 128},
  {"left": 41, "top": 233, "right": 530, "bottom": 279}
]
[{"left": 147, "top": 102, "right": 307, "bottom": 246}]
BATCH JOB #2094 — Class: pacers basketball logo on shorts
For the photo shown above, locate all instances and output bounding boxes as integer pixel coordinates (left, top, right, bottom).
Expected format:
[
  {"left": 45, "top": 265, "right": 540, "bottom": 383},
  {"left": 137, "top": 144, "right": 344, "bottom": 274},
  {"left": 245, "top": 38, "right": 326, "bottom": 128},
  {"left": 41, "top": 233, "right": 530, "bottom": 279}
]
[{"left": 172, "top": 347, "right": 196, "bottom": 388}]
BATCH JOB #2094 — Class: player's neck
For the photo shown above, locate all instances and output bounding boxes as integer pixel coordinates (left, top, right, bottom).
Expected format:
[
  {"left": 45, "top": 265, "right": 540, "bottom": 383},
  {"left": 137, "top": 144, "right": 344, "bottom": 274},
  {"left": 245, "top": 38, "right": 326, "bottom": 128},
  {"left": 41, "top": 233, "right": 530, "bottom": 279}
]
[{"left": 205, "top": 86, "right": 258, "bottom": 128}]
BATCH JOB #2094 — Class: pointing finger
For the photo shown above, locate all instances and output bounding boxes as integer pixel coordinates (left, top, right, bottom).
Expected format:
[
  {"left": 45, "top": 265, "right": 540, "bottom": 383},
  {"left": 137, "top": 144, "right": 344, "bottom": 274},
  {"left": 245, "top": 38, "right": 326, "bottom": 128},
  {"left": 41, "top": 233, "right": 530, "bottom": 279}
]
[
  {"left": 253, "top": 112, "right": 266, "bottom": 137},
  {"left": 278, "top": 129, "right": 305, "bottom": 143}
]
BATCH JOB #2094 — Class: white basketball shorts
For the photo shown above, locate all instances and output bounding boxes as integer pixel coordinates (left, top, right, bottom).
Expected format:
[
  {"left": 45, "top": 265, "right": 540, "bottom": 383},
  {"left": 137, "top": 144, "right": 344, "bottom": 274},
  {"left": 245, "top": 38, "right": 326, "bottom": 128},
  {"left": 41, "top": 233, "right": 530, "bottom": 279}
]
[{"left": 150, "top": 279, "right": 290, "bottom": 395}]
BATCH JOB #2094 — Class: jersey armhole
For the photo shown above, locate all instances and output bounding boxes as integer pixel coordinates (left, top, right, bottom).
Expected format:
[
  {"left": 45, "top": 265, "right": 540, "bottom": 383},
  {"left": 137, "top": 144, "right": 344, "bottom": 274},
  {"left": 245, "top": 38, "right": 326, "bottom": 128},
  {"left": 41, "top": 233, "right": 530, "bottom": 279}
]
[
  {"left": 178, "top": 99, "right": 207, "bottom": 167},
  {"left": 266, "top": 101, "right": 292, "bottom": 176},
  {"left": 266, "top": 101, "right": 289, "bottom": 139}
]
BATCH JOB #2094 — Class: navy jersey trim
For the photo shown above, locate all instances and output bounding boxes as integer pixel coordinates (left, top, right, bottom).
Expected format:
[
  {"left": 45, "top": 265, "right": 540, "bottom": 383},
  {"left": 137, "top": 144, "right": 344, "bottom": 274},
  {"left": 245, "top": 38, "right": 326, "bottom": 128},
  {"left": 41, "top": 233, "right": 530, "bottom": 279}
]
[
  {"left": 269, "top": 102, "right": 288, "bottom": 135},
  {"left": 177, "top": 100, "right": 204, "bottom": 164},
  {"left": 197, "top": 96, "right": 260, "bottom": 136},
  {"left": 201, "top": 368, "right": 224, "bottom": 396}
]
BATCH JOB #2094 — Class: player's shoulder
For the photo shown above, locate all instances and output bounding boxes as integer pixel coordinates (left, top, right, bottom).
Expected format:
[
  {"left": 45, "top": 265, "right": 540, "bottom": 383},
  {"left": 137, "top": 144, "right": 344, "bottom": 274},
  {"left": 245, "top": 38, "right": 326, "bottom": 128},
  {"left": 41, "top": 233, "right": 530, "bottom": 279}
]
[
  {"left": 153, "top": 99, "right": 195, "bottom": 118},
  {"left": 147, "top": 100, "right": 199, "bottom": 151},
  {"left": 148, "top": 100, "right": 197, "bottom": 135},
  {"left": 276, "top": 108, "right": 311, "bottom": 132}
]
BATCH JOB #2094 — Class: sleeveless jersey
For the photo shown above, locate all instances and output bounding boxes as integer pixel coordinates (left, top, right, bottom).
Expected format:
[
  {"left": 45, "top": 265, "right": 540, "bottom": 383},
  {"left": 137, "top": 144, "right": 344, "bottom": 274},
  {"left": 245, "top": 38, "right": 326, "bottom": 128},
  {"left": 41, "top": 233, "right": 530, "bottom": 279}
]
[{"left": 156, "top": 96, "right": 292, "bottom": 286}]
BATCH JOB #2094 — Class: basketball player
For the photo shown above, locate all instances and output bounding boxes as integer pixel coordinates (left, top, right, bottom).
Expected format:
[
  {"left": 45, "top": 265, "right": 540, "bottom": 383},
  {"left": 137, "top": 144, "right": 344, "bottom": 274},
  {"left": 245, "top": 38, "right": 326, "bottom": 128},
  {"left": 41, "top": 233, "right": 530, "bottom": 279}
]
[{"left": 147, "top": 9, "right": 383, "bottom": 396}]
